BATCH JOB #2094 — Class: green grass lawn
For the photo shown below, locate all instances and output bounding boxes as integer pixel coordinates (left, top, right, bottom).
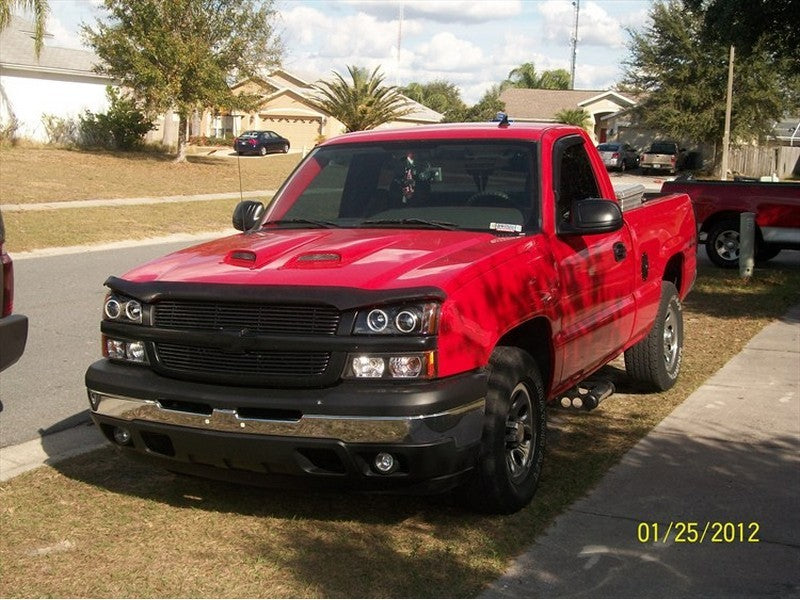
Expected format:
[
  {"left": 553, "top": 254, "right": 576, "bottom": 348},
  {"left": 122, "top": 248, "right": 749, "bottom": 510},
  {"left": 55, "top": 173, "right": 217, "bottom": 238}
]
[{"left": 0, "top": 146, "right": 299, "bottom": 204}]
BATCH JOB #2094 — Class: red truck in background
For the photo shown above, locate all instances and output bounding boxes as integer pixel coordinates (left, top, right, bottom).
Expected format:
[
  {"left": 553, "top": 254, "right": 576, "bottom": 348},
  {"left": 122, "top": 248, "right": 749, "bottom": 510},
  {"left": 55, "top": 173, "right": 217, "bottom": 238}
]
[
  {"left": 662, "top": 178, "right": 800, "bottom": 268},
  {"left": 0, "top": 209, "right": 28, "bottom": 373},
  {"left": 85, "top": 122, "right": 696, "bottom": 513}
]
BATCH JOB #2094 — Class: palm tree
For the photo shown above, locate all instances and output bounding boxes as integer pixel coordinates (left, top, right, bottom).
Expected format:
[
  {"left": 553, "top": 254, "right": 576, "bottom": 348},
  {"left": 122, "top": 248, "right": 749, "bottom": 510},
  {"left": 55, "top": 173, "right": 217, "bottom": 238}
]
[
  {"left": 505, "top": 62, "right": 540, "bottom": 89},
  {"left": 555, "top": 107, "right": 592, "bottom": 130},
  {"left": 504, "top": 62, "right": 571, "bottom": 90},
  {"left": 311, "top": 65, "right": 413, "bottom": 132},
  {"left": 0, "top": 0, "right": 49, "bottom": 57}
]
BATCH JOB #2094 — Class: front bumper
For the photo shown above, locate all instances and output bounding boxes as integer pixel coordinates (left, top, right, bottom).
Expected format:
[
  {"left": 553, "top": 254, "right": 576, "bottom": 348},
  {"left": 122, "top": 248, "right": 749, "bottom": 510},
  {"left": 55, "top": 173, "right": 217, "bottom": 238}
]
[{"left": 85, "top": 360, "right": 487, "bottom": 492}]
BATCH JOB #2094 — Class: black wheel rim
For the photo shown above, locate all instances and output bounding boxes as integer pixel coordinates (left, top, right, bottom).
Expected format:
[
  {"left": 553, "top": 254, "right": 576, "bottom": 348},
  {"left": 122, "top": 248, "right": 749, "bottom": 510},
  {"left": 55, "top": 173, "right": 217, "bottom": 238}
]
[
  {"left": 714, "top": 229, "right": 739, "bottom": 262},
  {"left": 505, "top": 382, "right": 535, "bottom": 483}
]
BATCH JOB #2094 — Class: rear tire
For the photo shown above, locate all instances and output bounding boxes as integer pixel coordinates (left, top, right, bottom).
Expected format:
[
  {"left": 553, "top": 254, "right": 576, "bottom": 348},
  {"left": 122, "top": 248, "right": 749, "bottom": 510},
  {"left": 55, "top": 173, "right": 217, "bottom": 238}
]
[
  {"left": 705, "top": 217, "right": 741, "bottom": 268},
  {"left": 465, "top": 347, "right": 546, "bottom": 514},
  {"left": 259, "top": 146, "right": 267, "bottom": 156},
  {"left": 625, "top": 282, "right": 683, "bottom": 392}
]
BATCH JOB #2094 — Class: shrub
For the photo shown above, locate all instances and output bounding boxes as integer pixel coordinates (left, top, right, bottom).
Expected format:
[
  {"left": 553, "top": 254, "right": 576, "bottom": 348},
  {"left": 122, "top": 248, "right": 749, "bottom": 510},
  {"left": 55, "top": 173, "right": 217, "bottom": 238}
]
[{"left": 79, "top": 87, "right": 155, "bottom": 150}]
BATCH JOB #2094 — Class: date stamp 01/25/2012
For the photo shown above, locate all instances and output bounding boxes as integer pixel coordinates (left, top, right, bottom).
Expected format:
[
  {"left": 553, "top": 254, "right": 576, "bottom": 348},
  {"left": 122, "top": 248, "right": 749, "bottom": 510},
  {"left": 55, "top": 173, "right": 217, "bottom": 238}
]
[{"left": 637, "top": 522, "right": 761, "bottom": 544}]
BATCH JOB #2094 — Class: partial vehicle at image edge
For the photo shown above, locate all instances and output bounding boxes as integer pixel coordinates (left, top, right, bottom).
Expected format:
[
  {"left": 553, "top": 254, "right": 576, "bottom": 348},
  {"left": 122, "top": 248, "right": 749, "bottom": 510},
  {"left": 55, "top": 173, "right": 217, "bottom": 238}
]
[
  {"left": 85, "top": 121, "right": 696, "bottom": 514},
  {"left": 0, "top": 210, "right": 28, "bottom": 374},
  {"left": 662, "top": 177, "right": 800, "bottom": 268}
]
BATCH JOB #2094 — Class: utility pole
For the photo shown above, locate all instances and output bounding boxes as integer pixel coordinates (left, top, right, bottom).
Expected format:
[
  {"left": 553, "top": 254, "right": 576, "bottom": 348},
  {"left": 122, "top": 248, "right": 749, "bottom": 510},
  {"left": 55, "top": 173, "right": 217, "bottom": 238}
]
[
  {"left": 570, "top": 0, "right": 580, "bottom": 89},
  {"left": 720, "top": 45, "right": 735, "bottom": 180}
]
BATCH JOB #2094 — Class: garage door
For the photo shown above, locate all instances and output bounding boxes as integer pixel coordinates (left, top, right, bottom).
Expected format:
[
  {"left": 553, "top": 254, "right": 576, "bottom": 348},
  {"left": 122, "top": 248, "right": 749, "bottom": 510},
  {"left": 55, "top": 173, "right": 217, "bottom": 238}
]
[{"left": 257, "top": 116, "right": 320, "bottom": 152}]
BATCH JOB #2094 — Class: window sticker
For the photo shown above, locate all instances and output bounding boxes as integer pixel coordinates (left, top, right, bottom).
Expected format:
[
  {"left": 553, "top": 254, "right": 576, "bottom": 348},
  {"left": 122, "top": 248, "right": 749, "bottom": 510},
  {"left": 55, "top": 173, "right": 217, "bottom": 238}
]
[{"left": 490, "top": 222, "right": 523, "bottom": 233}]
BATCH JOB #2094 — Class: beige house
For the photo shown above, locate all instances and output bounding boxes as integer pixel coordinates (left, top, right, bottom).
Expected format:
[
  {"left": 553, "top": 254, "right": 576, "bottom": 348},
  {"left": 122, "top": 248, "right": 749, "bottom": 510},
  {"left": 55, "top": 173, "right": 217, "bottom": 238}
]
[
  {"left": 499, "top": 88, "right": 638, "bottom": 144},
  {"left": 198, "top": 69, "right": 443, "bottom": 153}
]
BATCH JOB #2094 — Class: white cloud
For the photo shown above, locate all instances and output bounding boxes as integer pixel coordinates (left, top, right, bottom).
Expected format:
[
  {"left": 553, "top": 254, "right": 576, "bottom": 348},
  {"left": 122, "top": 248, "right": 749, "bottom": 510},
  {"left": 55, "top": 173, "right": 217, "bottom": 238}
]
[
  {"left": 413, "top": 32, "right": 486, "bottom": 72},
  {"left": 538, "top": 0, "right": 626, "bottom": 48},
  {"left": 344, "top": 0, "right": 523, "bottom": 24}
]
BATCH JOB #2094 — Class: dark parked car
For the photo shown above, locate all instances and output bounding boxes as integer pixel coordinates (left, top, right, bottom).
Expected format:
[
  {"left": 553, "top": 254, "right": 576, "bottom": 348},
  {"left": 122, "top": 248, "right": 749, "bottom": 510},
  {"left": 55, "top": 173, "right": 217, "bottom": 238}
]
[
  {"left": 234, "top": 130, "right": 290, "bottom": 156},
  {"left": 596, "top": 142, "right": 639, "bottom": 171},
  {"left": 0, "top": 209, "right": 28, "bottom": 373}
]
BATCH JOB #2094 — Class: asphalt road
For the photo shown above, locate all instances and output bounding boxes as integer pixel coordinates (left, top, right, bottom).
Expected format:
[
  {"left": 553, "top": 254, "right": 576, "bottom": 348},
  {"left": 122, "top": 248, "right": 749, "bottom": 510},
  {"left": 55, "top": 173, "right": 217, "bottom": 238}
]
[{"left": 0, "top": 236, "right": 221, "bottom": 448}]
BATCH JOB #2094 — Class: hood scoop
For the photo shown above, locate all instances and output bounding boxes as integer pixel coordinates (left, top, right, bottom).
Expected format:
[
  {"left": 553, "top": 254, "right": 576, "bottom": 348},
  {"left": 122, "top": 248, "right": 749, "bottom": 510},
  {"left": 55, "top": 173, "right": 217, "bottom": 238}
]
[
  {"left": 288, "top": 252, "right": 343, "bottom": 268},
  {"left": 224, "top": 250, "right": 257, "bottom": 267}
]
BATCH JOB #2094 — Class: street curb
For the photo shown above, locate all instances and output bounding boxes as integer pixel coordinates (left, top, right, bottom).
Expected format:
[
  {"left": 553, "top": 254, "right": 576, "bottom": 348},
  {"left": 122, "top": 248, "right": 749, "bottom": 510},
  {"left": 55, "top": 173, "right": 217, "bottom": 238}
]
[{"left": 0, "top": 422, "right": 108, "bottom": 482}]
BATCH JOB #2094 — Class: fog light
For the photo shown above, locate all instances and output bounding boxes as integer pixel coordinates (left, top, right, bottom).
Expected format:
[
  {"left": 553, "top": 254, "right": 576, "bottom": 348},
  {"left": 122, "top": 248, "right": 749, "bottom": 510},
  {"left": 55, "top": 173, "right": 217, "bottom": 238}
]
[
  {"left": 389, "top": 355, "right": 423, "bottom": 378},
  {"left": 126, "top": 341, "right": 146, "bottom": 363},
  {"left": 351, "top": 356, "right": 385, "bottom": 378},
  {"left": 374, "top": 452, "right": 396, "bottom": 474},
  {"left": 113, "top": 426, "right": 132, "bottom": 446},
  {"left": 106, "top": 338, "right": 126, "bottom": 359}
]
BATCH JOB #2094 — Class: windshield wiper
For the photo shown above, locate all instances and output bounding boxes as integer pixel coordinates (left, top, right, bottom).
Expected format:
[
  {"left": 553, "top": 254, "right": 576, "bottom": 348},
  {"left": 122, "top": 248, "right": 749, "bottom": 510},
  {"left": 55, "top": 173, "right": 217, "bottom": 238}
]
[
  {"left": 360, "top": 218, "right": 458, "bottom": 230},
  {"left": 264, "top": 218, "right": 341, "bottom": 229}
]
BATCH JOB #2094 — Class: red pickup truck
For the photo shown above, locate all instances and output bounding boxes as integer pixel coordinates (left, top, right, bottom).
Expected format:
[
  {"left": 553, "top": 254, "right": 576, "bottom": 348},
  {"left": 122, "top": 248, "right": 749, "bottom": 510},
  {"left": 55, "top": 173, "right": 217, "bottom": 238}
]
[
  {"left": 662, "top": 178, "right": 800, "bottom": 268},
  {"left": 85, "top": 122, "right": 696, "bottom": 513}
]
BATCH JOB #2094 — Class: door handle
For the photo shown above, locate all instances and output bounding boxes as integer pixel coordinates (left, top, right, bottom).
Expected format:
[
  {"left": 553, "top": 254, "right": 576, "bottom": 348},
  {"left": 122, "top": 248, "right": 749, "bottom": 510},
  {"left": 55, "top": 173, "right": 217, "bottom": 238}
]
[{"left": 613, "top": 242, "right": 627, "bottom": 262}]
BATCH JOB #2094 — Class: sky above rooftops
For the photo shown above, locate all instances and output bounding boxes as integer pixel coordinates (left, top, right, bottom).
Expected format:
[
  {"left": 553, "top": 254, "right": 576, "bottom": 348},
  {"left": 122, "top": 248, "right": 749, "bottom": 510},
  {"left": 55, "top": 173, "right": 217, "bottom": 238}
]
[{"left": 40, "top": 0, "right": 651, "bottom": 104}]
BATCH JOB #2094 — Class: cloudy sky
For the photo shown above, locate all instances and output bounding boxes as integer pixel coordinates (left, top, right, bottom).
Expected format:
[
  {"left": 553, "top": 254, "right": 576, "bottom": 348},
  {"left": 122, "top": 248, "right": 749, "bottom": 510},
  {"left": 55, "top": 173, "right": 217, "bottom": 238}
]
[{"left": 45, "top": 0, "right": 652, "bottom": 103}]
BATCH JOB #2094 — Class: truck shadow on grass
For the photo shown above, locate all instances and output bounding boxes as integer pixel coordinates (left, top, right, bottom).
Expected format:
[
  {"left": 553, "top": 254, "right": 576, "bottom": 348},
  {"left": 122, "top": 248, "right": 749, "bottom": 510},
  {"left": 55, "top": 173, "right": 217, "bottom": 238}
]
[{"left": 34, "top": 410, "right": 799, "bottom": 597}]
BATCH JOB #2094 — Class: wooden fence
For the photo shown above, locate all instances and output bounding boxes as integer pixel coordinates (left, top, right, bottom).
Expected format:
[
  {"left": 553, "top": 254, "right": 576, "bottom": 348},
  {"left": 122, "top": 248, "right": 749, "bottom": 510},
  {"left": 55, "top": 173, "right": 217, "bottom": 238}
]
[{"left": 728, "top": 145, "right": 800, "bottom": 179}]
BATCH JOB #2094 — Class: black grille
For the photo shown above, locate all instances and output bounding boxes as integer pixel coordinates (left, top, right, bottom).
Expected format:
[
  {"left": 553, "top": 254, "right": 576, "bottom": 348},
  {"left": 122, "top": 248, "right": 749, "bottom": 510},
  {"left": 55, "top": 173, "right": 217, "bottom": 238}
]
[
  {"left": 153, "top": 301, "right": 340, "bottom": 336},
  {"left": 155, "top": 343, "right": 331, "bottom": 378}
]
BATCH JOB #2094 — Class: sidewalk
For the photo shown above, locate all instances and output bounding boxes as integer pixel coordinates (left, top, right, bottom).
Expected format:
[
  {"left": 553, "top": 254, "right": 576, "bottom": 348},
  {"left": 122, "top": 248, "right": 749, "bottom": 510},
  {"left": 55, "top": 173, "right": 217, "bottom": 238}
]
[
  {"left": 0, "top": 189, "right": 276, "bottom": 212},
  {"left": 481, "top": 305, "right": 800, "bottom": 598}
]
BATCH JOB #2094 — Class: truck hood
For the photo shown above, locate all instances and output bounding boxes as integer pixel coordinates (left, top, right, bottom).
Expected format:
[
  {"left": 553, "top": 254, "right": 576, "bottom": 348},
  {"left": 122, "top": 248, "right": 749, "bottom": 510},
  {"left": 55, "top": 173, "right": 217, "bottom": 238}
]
[{"left": 122, "top": 228, "right": 530, "bottom": 292}]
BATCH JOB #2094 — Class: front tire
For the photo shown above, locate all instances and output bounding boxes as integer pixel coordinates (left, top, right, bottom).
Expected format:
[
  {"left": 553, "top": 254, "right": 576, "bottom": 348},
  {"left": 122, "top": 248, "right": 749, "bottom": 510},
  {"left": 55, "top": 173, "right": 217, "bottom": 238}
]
[
  {"left": 259, "top": 146, "right": 267, "bottom": 156},
  {"left": 466, "top": 347, "right": 546, "bottom": 514},
  {"left": 624, "top": 281, "right": 683, "bottom": 391}
]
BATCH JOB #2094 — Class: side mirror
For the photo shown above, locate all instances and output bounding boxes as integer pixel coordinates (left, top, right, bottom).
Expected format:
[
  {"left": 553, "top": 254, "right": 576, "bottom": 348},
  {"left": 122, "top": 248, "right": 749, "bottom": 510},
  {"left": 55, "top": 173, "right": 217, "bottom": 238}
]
[
  {"left": 232, "top": 200, "right": 265, "bottom": 232},
  {"left": 559, "top": 198, "right": 623, "bottom": 236}
]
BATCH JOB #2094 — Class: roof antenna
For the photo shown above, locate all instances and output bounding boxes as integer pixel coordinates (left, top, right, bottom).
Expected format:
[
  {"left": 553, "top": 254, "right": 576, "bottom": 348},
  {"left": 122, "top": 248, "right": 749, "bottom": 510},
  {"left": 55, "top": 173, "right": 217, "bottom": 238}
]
[{"left": 493, "top": 112, "right": 510, "bottom": 127}]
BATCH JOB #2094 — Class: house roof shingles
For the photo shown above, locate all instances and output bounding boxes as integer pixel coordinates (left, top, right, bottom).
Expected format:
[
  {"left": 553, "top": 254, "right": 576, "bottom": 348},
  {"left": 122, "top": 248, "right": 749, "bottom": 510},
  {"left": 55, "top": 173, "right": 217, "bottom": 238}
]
[
  {"left": 0, "top": 16, "right": 106, "bottom": 78},
  {"left": 500, "top": 88, "right": 636, "bottom": 122}
]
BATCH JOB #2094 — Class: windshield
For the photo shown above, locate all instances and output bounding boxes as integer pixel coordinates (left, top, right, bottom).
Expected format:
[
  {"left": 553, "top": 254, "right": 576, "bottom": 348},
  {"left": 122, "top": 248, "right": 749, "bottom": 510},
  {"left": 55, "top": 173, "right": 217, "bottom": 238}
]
[{"left": 263, "top": 141, "right": 539, "bottom": 234}]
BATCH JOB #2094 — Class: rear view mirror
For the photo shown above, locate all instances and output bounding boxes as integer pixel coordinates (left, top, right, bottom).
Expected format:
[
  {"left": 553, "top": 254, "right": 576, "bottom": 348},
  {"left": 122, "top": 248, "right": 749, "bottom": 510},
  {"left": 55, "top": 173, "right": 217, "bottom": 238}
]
[
  {"left": 559, "top": 198, "right": 623, "bottom": 236},
  {"left": 232, "top": 201, "right": 265, "bottom": 232}
]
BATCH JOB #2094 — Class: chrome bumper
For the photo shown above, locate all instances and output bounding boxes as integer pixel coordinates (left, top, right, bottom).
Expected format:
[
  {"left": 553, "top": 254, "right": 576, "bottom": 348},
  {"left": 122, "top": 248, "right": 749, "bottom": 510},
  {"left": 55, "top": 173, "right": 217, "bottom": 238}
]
[{"left": 88, "top": 390, "right": 485, "bottom": 447}]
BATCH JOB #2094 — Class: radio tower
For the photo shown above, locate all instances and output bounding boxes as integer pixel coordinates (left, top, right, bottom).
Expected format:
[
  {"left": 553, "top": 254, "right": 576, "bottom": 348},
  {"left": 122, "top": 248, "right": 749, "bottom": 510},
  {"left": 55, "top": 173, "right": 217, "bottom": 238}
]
[
  {"left": 570, "top": 0, "right": 580, "bottom": 89},
  {"left": 396, "top": 2, "right": 404, "bottom": 86}
]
